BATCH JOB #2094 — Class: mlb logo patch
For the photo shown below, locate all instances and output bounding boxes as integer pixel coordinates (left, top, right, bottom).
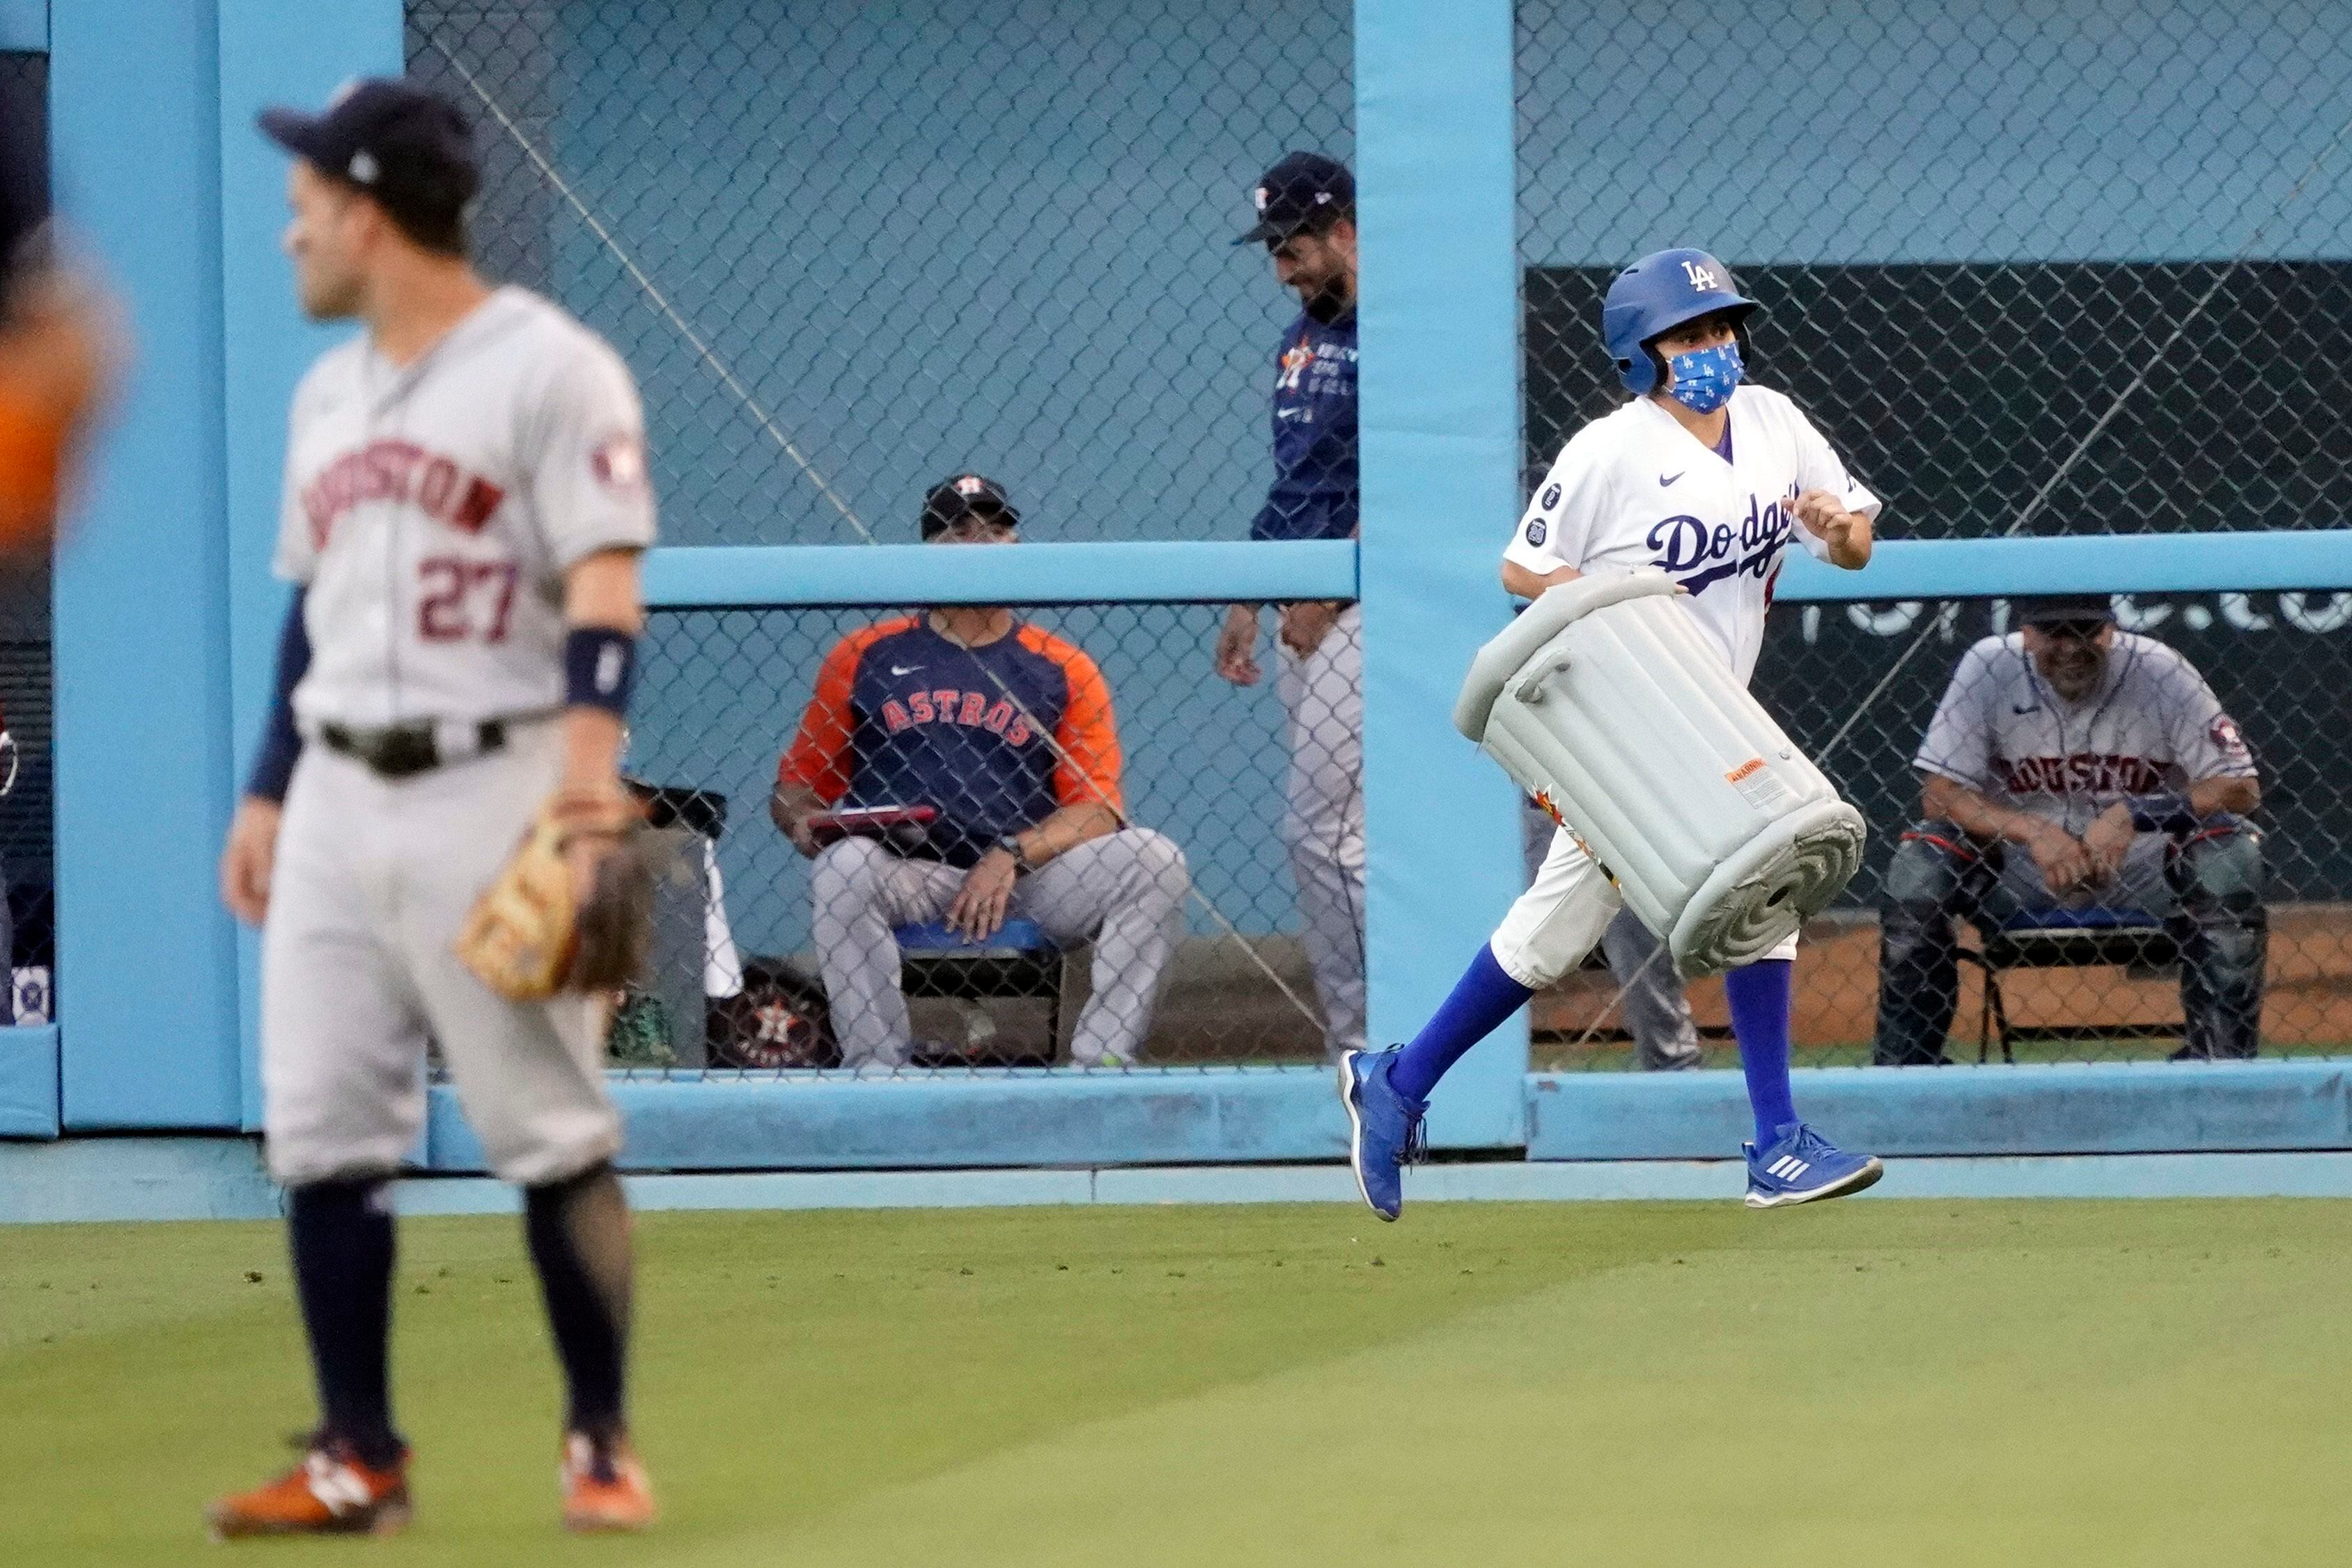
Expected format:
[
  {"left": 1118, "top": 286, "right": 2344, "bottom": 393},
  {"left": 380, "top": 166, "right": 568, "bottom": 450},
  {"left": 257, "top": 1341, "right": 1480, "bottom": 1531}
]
[{"left": 591, "top": 434, "right": 647, "bottom": 492}]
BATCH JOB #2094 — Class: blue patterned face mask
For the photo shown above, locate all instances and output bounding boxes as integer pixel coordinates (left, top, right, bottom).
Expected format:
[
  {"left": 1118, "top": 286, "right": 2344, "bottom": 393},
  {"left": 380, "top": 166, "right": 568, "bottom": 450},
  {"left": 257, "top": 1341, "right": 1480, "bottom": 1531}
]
[{"left": 1663, "top": 340, "right": 1743, "bottom": 414}]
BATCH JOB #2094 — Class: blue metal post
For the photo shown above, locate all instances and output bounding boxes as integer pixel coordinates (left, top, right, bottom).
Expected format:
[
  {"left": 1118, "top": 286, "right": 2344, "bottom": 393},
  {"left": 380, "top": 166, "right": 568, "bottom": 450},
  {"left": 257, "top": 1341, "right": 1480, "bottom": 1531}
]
[
  {"left": 1354, "top": 0, "right": 1528, "bottom": 1146},
  {"left": 215, "top": 0, "right": 405, "bottom": 1129},
  {"left": 49, "top": 0, "right": 242, "bottom": 1126}
]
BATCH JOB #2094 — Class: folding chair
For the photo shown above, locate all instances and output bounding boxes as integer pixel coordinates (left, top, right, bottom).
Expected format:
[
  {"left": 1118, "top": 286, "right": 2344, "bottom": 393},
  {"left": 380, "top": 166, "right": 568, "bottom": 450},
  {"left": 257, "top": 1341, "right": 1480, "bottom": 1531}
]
[
  {"left": 1959, "top": 906, "right": 2179, "bottom": 1063},
  {"left": 894, "top": 918, "right": 1068, "bottom": 1067}
]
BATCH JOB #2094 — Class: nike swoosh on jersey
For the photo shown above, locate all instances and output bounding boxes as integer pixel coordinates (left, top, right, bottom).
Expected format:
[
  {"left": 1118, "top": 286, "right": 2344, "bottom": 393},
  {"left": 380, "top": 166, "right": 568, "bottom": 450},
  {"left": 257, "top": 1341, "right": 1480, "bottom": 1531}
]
[
  {"left": 1659, "top": 471, "right": 1684, "bottom": 487},
  {"left": 2011, "top": 704, "right": 2039, "bottom": 714},
  {"left": 891, "top": 664, "right": 924, "bottom": 676}
]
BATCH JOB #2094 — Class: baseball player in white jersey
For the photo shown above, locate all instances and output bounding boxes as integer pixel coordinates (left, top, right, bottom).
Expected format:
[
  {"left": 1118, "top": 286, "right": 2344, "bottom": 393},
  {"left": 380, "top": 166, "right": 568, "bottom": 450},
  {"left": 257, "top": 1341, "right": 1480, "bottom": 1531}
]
[
  {"left": 208, "top": 80, "right": 656, "bottom": 1538},
  {"left": 1340, "top": 249, "right": 1886, "bottom": 1221},
  {"left": 1876, "top": 593, "right": 2265, "bottom": 1064}
]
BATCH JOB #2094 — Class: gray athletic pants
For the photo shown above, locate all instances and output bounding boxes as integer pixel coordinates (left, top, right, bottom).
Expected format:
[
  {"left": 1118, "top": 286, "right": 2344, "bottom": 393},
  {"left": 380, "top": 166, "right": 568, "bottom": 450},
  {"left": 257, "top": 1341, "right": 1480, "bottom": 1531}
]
[
  {"left": 1277, "top": 604, "right": 1366, "bottom": 1057},
  {"left": 810, "top": 829, "right": 1190, "bottom": 1068},
  {"left": 261, "top": 722, "right": 621, "bottom": 1187}
]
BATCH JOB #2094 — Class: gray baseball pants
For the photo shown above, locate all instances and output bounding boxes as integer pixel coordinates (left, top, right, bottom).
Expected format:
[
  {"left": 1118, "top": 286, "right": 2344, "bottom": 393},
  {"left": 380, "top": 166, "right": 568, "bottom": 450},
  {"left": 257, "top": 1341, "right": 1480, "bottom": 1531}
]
[
  {"left": 1277, "top": 604, "right": 1366, "bottom": 1057},
  {"left": 261, "top": 721, "right": 621, "bottom": 1187},
  {"left": 810, "top": 829, "right": 1190, "bottom": 1068}
]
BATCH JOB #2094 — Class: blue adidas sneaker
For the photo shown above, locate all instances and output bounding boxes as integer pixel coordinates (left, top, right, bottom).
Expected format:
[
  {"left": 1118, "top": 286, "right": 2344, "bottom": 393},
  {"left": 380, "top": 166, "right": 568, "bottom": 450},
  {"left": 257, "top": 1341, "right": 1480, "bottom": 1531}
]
[
  {"left": 1337, "top": 1048, "right": 1427, "bottom": 1222},
  {"left": 1743, "top": 1121, "right": 1883, "bottom": 1209}
]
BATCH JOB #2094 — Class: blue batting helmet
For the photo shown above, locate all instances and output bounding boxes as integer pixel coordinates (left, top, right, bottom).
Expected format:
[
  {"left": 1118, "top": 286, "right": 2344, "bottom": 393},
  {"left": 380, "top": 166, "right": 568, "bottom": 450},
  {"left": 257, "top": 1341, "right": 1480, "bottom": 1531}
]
[{"left": 1601, "top": 248, "right": 1760, "bottom": 395}]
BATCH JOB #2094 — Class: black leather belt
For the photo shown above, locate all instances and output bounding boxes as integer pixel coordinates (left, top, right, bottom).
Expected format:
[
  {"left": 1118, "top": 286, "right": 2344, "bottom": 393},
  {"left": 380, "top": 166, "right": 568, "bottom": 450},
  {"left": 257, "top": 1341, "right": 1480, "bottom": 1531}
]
[{"left": 316, "top": 719, "right": 511, "bottom": 780}]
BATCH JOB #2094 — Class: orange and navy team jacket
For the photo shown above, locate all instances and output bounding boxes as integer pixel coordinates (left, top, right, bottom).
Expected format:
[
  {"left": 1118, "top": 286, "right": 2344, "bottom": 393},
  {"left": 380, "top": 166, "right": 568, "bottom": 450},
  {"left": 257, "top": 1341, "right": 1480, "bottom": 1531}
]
[{"left": 779, "top": 616, "right": 1124, "bottom": 866}]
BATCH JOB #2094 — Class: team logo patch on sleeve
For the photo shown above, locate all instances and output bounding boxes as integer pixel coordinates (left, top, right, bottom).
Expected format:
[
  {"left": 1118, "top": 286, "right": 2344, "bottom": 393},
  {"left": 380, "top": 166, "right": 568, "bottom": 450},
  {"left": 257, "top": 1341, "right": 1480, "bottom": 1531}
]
[
  {"left": 1540, "top": 483, "right": 1561, "bottom": 510},
  {"left": 2211, "top": 713, "right": 2251, "bottom": 762},
  {"left": 591, "top": 434, "right": 647, "bottom": 492},
  {"left": 1525, "top": 519, "right": 1548, "bottom": 547}
]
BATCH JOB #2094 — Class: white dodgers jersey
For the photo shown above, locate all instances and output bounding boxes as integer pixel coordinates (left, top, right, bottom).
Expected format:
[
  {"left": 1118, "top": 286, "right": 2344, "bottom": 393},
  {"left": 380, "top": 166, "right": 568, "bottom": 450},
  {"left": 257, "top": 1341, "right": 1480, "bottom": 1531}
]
[
  {"left": 275, "top": 287, "right": 657, "bottom": 729},
  {"left": 1504, "top": 384, "right": 1878, "bottom": 686}
]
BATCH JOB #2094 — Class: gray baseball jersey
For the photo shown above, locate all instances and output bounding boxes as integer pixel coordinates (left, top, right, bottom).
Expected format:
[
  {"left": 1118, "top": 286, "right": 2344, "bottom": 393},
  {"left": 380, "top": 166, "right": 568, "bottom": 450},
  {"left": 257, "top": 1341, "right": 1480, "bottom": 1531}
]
[
  {"left": 259, "top": 286, "right": 655, "bottom": 1188},
  {"left": 1915, "top": 631, "right": 2255, "bottom": 835},
  {"left": 275, "top": 285, "right": 655, "bottom": 728}
]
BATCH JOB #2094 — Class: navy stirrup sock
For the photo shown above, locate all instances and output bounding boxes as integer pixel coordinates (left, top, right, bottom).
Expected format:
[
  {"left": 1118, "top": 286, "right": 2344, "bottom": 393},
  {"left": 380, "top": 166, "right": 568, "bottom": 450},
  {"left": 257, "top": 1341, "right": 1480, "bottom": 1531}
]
[
  {"left": 1724, "top": 959, "right": 1798, "bottom": 1145},
  {"left": 525, "top": 1164, "right": 634, "bottom": 1441},
  {"left": 287, "top": 1179, "right": 402, "bottom": 1468},
  {"left": 1390, "top": 943, "right": 1535, "bottom": 1103}
]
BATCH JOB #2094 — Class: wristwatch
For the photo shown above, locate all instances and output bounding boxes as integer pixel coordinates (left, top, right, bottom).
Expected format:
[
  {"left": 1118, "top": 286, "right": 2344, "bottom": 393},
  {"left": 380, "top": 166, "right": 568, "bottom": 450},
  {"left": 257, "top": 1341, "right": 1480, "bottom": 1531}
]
[{"left": 995, "top": 833, "right": 1030, "bottom": 872}]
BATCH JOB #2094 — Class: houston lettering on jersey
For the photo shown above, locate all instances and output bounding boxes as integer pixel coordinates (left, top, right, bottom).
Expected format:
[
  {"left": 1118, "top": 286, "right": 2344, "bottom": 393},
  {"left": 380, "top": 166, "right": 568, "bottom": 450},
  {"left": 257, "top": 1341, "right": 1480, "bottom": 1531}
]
[
  {"left": 302, "top": 438, "right": 505, "bottom": 551},
  {"left": 1993, "top": 753, "right": 2169, "bottom": 795}
]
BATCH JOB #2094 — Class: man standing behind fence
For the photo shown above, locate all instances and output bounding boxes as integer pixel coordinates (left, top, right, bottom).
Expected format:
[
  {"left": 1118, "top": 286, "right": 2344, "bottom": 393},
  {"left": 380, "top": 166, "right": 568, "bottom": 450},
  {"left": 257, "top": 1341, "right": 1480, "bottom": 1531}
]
[{"left": 1215, "top": 151, "right": 1365, "bottom": 1060}]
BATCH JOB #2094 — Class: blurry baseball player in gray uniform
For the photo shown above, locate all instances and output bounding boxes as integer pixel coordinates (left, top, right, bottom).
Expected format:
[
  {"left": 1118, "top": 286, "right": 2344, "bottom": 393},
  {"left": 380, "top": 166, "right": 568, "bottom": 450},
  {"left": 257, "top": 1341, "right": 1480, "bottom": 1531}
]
[
  {"left": 1217, "top": 152, "right": 1365, "bottom": 1058},
  {"left": 209, "top": 80, "right": 656, "bottom": 1537},
  {"left": 1876, "top": 593, "right": 2265, "bottom": 1065}
]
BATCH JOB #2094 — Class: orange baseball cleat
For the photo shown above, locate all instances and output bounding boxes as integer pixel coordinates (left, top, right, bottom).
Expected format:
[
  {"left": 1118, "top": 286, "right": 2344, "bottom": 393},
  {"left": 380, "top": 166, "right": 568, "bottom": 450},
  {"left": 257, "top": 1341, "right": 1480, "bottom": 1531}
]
[
  {"left": 560, "top": 1430, "right": 657, "bottom": 1532},
  {"left": 205, "top": 1435, "right": 412, "bottom": 1540}
]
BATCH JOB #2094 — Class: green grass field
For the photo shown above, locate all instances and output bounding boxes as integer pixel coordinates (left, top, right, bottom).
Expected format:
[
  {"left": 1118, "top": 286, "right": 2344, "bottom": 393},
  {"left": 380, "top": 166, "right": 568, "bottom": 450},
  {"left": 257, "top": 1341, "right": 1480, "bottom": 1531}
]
[{"left": 3, "top": 1199, "right": 2346, "bottom": 1565}]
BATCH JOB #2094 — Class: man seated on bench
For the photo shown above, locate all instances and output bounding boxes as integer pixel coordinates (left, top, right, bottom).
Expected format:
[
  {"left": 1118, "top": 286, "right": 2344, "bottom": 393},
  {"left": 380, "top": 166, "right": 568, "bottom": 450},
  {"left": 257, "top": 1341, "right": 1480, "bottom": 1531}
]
[
  {"left": 768, "top": 473, "right": 1191, "bottom": 1071},
  {"left": 1874, "top": 593, "right": 2266, "bottom": 1065}
]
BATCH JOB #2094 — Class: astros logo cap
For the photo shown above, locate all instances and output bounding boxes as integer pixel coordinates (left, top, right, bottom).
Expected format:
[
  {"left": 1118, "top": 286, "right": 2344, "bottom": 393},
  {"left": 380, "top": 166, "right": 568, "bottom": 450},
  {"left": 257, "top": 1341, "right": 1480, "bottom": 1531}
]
[{"left": 919, "top": 472, "right": 1021, "bottom": 538}]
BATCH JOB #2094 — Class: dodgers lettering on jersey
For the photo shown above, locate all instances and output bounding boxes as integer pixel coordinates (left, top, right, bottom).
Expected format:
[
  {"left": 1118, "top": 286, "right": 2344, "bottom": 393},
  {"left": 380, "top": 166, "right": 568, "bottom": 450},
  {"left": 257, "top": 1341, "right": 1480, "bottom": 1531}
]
[
  {"left": 1504, "top": 384, "right": 1878, "bottom": 686},
  {"left": 779, "top": 617, "right": 1124, "bottom": 866},
  {"left": 274, "top": 287, "right": 657, "bottom": 728},
  {"left": 1252, "top": 308, "right": 1357, "bottom": 542},
  {"left": 1915, "top": 632, "right": 2256, "bottom": 836}
]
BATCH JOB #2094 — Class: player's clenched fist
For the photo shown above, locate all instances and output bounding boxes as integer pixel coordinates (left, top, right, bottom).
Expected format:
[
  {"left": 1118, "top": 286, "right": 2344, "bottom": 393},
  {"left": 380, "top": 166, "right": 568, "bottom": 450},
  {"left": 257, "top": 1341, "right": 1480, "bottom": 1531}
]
[
  {"left": 219, "top": 797, "right": 283, "bottom": 925},
  {"left": 1791, "top": 488, "right": 1872, "bottom": 569}
]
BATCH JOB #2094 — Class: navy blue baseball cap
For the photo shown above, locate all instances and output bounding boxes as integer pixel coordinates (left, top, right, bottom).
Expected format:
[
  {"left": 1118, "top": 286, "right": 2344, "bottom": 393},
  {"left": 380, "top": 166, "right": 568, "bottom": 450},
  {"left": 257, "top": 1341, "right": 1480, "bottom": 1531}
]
[
  {"left": 2020, "top": 593, "right": 2117, "bottom": 628},
  {"left": 1235, "top": 152, "right": 1354, "bottom": 245},
  {"left": 258, "top": 78, "right": 479, "bottom": 226},
  {"left": 920, "top": 473, "right": 1020, "bottom": 539}
]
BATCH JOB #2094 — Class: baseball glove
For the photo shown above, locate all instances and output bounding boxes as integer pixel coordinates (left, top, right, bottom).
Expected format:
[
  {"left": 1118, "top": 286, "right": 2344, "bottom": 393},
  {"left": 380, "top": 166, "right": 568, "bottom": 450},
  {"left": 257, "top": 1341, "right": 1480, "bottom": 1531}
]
[{"left": 455, "top": 788, "right": 655, "bottom": 1001}]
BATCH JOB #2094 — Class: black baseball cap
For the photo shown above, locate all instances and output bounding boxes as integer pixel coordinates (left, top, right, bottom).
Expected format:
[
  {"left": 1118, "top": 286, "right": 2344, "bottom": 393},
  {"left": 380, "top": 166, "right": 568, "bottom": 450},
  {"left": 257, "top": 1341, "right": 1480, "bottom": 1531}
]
[
  {"left": 919, "top": 473, "right": 1020, "bottom": 539},
  {"left": 258, "top": 78, "right": 479, "bottom": 231},
  {"left": 1235, "top": 151, "right": 1354, "bottom": 245},
  {"left": 2020, "top": 593, "right": 2117, "bottom": 629}
]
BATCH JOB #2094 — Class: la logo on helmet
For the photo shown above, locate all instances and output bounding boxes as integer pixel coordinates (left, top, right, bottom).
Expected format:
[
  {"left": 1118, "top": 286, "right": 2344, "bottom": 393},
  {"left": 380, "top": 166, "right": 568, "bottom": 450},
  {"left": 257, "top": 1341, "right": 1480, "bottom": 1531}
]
[{"left": 1681, "top": 260, "right": 1720, "bottom": 290}]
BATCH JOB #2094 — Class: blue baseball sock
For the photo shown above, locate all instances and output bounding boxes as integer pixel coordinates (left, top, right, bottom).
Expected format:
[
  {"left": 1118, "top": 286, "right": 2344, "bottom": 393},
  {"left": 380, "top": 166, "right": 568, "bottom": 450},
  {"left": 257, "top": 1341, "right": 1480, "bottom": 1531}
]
[
  {"left": 1389, "top": 942, "right": 1534, "bottom": 1103},
  {"left": 1724, "top": 959, "right": 1798, "bottom": 1145}
]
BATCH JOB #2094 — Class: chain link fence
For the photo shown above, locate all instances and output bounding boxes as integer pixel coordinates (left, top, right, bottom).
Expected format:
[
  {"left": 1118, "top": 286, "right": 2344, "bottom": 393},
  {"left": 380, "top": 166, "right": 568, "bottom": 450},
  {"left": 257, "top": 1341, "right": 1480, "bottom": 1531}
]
[
  {"left": 398, "top": 0, "right": 2352, "bottom": 1078},
  {"left": 1, "top": 48, "right": 52, "bottom": 1029},
  {"left": 1534, "top": 595, "right": 2350, "bottom": 1069},
  {"left": 407, "top": 0, "right": 1352, "bottom": 547},
  {"left": 402, "top": 1, "right": 1364, "bottom": 1075},
  {"left": 1518, "top": 0, "right": 2352, "bottom": 1070},
  {"left": 1517, "top": 0, "right": 2352, "bottom": 542},
  {"left": 606, "top": 597, "right": 1360, "bottom": 1075}
]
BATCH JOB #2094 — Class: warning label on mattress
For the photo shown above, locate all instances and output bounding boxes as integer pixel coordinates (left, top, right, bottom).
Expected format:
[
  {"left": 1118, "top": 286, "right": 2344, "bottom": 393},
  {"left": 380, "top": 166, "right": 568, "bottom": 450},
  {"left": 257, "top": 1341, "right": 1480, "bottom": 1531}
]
[{"left": 1726, "top": 758, "right": 1795, "bottom": 813}]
